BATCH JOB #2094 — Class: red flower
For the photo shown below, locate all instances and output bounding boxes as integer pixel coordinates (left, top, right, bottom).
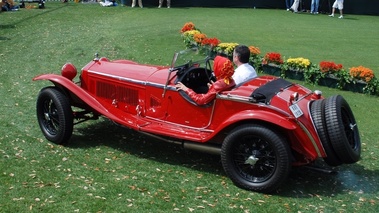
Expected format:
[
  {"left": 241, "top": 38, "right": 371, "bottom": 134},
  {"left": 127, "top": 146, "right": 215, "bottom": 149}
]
[
  {"left": 180, "top": 22, "right": 196, "bottom": 33},
  {"left": 201, "top": 37, "right": 220, "bottom": 47},
  {"left": 263, "top": 52, "right": 283, "bottom": 65},
  {"left": 319, "top": 61, "right": 343, "bottom": 73}
]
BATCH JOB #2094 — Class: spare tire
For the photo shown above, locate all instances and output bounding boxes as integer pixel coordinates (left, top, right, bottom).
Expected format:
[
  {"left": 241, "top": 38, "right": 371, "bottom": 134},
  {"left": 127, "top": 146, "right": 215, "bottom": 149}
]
[
  {"left": 310, "top": 99, "right": 342, "bottom": 166},
  {"left": 324, "top": 95, "right": 361, "bottom": 164}
]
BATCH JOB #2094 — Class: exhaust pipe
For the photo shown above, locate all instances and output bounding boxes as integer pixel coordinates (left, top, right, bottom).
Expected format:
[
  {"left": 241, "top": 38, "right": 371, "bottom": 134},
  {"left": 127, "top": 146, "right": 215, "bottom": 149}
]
[
  {"left": 138, "top": 131, "right": 221, "bottom": 155},
  {"left": 183, "top": 142, "right": 221, "bottom": 155}
]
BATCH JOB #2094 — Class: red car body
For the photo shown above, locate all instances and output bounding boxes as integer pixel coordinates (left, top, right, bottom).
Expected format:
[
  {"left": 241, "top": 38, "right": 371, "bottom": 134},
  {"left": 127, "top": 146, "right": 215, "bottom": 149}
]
[{"left": 33, "top": 50, "right": 361, "bottom": 193}]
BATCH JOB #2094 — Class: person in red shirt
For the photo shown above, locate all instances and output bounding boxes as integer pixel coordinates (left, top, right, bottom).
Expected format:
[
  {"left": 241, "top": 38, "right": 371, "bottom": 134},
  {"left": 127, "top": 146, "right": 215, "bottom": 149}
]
[{"left": 175, "top": 56, "right": 236, "bottom": 105}]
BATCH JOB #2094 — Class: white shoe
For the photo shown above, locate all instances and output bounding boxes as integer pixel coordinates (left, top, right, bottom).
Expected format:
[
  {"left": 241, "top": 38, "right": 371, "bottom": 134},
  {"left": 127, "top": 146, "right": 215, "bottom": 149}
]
[
  {"left": 329, "top": 14, "right": 334, "bottom": 17},
  {"left": 158, "top": 5, "right": 161, "bottom": 8},
  {"left": 167, "top": 6, "right": 170, "bottom": 8},
  {"left": 338, "top": 15, "right": 343, "bottom": 19}
]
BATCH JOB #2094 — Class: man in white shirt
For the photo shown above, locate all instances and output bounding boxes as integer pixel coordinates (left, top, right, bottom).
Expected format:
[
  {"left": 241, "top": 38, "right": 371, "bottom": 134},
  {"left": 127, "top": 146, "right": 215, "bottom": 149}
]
[{"left": 232, "top": 45, "right": 257, "bottom": 87}]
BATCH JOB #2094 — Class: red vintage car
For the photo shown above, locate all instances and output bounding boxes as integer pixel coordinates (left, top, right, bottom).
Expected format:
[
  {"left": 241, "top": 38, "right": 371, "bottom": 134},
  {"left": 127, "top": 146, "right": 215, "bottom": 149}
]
[{"left": 33, "top": 49, "right": 361, "bottom": 193}]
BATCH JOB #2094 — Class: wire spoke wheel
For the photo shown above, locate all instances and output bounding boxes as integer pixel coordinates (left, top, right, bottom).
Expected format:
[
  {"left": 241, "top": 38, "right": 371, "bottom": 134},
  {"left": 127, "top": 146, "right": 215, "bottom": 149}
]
[
  {"left": 221, "top": 124, "right": 291, "bottom": 193},
  {"left": 36, "top": 87, "right": 73, "bottom": 144},
  {"left": 233, "top": 136, "right": 277, "bottom": 183},
  {"left": 42, "top": 99, "right": 60, "bottom": 136}
]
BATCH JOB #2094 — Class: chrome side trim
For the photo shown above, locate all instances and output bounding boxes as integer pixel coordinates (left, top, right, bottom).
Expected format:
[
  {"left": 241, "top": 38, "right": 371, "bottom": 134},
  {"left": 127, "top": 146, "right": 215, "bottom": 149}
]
[
  {"left": 88, "top": 70, "right": 146, "bottom": 85},
  {"left": 87, "top": 70, "right": 176, "bottom": 91},
  {"left": 144, "top": 115, "right": 214, "bottom": 133}
]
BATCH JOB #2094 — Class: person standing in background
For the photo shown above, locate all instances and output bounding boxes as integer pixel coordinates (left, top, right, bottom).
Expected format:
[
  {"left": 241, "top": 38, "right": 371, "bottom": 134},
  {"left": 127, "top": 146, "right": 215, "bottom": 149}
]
[
  {"left": 285, "top": 0, "right": 294, "bottom": 11},
  {"left": 329, "top": 0, "right": 344, "bottom": 18},
  {"left": 131, "top": 0, "right": 143, "bottom": 8},
  {"left": 310, "top": 0, "right": 319, "bottom": 14},
  {"left": 158, "top": 0, "right": 170, "bottom": 8},
  {"left": 289, "top": 0, "right": 300, "bottom": 13}
]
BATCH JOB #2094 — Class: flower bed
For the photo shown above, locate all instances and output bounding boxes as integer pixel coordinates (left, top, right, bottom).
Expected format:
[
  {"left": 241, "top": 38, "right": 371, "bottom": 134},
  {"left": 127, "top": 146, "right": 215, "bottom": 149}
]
[{"left": 179, "top": 22, "right": 379, "bottom": 95}]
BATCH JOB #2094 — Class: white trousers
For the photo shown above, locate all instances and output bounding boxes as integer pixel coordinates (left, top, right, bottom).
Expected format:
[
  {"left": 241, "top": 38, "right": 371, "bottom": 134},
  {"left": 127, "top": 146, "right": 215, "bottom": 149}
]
[
  {"left": 159, "top": 0, "right": 171, "bottom": 7},
  {"left": 132, "top": 0, "right": 143, "bottom": 7},
  {"left": 290, "top": 0, "right": 300, "bottom": 12}
]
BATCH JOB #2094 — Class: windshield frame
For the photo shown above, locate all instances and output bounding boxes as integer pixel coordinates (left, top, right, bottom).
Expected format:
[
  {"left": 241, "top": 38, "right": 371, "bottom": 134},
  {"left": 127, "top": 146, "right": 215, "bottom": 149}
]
[{"left": 170, "top": 48, "right": 212, "bottom": 71}]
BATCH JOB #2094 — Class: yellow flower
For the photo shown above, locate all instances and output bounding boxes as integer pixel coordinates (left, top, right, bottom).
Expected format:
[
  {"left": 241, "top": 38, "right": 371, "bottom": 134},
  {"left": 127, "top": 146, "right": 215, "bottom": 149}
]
[
  {"left": 182, "top": 30, "right": 201, "bottom": 36},
  {"left": 216, "top": 43, "right": 239, "bottom": 55},
  {"left": 286, "top": 57, "right": 311, "bottom": 69}
]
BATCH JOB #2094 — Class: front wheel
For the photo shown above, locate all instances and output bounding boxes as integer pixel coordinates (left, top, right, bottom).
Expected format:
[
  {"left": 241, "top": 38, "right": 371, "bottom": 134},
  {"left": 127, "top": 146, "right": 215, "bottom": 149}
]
[
  {"left": 221, "top": 124, "right": 292, "bottom": 193},
  {"left": 36, "top": 87, "right": 73, "bottom": 144}
]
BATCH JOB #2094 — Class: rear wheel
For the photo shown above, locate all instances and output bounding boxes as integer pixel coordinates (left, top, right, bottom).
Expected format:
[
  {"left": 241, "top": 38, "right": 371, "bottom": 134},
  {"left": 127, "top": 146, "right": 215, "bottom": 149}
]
[
  {"left": 310, "top": 99, "right": 342, "bottom": 166},
  {"left": 36, "top": 87, "right": 73, "bottom": 144},
  {"left": 324, "top": 95, "right": 361, "bottom": 164},
  {"left": 221, "top": 124, "right": 291, "bottom": 193}
]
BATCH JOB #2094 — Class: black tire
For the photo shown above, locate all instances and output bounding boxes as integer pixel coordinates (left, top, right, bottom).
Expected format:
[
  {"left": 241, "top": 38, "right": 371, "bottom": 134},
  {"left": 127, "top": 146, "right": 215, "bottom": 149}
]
[
  {"left": 324, "top": 95, "right": 361, "bottom": 164},
  {"left": 36, "top": 87, "right": 73, "bottom": 144},
  {"left": 310, "top": 99, "right": 342, "bottom": 166},
  {"left": 221, "top": 124, "right": 291, "bottom": 193}
]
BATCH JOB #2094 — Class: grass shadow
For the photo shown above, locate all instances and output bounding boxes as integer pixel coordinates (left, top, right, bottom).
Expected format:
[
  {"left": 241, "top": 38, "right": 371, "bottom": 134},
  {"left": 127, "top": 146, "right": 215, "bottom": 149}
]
[
  {"left": 0, "top": 36, "right": 11, "bottom": 40},
  {"left": 5, "top": 3, "right": 70, "bottom": 27},
  {"left": 343, "top": 17, "right": 359, "bottom": 20},
  {"left": 0, "top": 24, "right": 16, "bottom": 30}
]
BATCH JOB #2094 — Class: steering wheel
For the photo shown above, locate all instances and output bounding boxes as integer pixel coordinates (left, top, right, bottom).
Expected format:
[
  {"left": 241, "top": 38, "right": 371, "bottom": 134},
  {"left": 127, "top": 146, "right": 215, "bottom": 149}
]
[{"left": 173, "top": 61, "right": 191, "bottom": 75}]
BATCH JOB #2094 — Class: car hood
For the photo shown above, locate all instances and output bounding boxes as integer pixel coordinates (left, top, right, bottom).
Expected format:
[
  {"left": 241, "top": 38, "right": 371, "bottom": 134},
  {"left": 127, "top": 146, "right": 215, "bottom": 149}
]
[{"left": 83, "top": 59, "right": 170, "bottom": 85}]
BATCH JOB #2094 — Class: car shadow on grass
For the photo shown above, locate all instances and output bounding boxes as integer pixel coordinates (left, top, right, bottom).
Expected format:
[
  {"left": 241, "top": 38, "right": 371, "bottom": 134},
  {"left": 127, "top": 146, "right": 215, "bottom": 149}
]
[
  {"left": 68, "top": 118, "right": 225, "bottom": 176},
  {"left": 278, "top": 160, "right": 379, "bottom": 196},
  {"left": 67, "top": 118, "right": 379, "bottom": 196}
]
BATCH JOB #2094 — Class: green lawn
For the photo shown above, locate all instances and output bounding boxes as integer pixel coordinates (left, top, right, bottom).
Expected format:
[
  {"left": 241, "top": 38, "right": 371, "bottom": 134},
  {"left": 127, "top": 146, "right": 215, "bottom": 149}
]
[{"left": 1, "top": 3, "right": 379, "bottom": 212}]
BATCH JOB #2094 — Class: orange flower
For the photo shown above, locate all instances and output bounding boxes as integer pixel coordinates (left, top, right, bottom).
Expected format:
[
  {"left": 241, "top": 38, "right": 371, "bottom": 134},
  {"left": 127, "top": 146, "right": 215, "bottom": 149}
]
[
  {"left": 349, "top": 66, "right": 375, "bottom": 83},
  {"left": 193, "top": 33, "right": 207, "bottom": 44},
  {"left": 249, "top": 46, "right": 261, "bottom": 57}
]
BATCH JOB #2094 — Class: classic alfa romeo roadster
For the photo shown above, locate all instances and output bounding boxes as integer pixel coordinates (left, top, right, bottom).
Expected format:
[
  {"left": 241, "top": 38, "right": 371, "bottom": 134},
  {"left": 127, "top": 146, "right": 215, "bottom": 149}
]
[{"left": 33, "top": 49, "right": 361, "bottom": 193}]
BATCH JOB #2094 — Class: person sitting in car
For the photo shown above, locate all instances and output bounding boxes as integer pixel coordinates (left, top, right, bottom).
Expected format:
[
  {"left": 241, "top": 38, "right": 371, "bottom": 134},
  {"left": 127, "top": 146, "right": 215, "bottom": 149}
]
[{"left": 175, "top": 56, "right": 235, "bottom": 105}]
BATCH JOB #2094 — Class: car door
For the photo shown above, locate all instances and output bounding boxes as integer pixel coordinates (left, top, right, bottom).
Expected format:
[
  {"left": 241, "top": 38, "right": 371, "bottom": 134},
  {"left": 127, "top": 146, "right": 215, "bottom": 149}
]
[{"left": 164, "top": 87, "right": 214, "bottom": 128}]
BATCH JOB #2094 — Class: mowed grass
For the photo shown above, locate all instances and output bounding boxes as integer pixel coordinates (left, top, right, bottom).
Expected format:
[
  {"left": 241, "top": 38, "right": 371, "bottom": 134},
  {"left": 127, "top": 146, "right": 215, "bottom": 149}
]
[{"left": 1, "top": 3, "right": 379, "bottom": 212}]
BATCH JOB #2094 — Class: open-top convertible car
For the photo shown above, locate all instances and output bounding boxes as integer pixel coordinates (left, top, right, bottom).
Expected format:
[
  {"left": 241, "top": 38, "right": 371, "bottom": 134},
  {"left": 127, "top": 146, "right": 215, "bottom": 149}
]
[{"left": 33, "top": 49, "right": 361, "bottom": 193}]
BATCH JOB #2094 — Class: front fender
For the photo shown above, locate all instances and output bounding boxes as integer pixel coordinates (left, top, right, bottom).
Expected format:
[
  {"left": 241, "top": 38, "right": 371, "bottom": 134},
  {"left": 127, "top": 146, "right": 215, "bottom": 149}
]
[{"left": 33, "top": 74, "right": 126, "bottom": 125}]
